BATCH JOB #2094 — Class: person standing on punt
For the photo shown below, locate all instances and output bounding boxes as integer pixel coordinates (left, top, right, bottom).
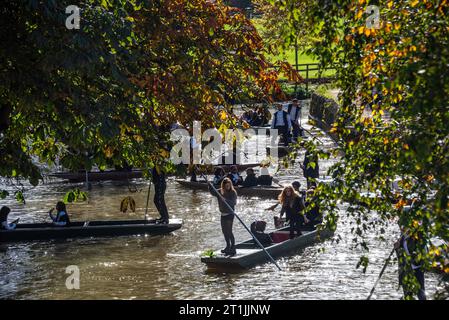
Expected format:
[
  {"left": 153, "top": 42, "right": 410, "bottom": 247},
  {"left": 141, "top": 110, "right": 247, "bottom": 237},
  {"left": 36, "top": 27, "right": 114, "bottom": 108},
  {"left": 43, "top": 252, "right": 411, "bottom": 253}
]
[
  {"left": 152, "top": 166, "right": 169, "bottom": 224},
  {"left": 0, "top": 206, "right": 17, "bottom": 230},
  {"left": 49, "top": 201, "right": 70, "bottom": 226},
  {"left": 394, "top": 210, "right": 427, "bottom": 300},
  {"left": 301, "top": 150, "right": 319, "bottom": 188},
  {"left": 287, "top": 98, "right": 303, "bottom": 140},
  {"left": 278, "top": 186, "right": 305, "bottom": 239},
  {"left": 209, "top": 177, "right": 238, "bottom": 256}
]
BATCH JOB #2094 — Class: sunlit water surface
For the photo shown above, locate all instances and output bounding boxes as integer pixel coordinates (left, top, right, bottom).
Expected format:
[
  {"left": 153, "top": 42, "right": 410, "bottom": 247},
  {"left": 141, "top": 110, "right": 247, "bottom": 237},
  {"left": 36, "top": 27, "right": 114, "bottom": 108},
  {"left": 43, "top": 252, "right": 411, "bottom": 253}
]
[{"left": 0, "top": 103, "right": 444, "bottom": 299}]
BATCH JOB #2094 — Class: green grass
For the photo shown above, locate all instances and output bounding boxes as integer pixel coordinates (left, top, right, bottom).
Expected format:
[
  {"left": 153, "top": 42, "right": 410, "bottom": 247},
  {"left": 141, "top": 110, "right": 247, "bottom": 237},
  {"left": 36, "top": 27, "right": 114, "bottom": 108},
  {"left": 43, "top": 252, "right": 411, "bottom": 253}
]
[{"left": 252, "top": 18, "right": 335, "bottom": 79}]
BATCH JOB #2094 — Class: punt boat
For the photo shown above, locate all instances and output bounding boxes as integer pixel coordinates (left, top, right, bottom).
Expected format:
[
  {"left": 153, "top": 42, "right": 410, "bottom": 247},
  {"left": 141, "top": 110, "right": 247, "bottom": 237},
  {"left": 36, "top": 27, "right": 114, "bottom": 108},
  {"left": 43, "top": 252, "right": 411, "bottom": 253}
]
[
  {"left": 0, "top": 219, "right": 182, "bottom": 242},
  {"left": 201, "top": 225, "right": 334, "bottom": 270},
  {"left": 48, "top": 170, "right": 144, "bottom": 182},
  {"left": 175, "top": 179, "right": 283, "bottom": 199},
  {"left": 266, "top": 144, "right": 291, "bottom": 157},
  {"left": 49, "top": 164, "right": 261, "bottom": 183}
]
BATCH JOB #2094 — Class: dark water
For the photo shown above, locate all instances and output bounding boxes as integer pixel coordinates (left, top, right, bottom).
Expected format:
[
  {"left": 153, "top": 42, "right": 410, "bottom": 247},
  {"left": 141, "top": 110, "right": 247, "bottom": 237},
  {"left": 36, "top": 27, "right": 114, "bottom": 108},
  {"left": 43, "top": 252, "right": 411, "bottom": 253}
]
[{"left": 0, "top": 103, "right": 444, "bottom": 299}]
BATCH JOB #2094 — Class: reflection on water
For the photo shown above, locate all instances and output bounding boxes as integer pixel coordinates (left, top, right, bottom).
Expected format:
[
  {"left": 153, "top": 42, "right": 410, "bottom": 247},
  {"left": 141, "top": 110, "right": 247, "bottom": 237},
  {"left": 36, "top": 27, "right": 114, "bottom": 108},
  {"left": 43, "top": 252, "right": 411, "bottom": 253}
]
[{"left": 0, "top": 104, "right": 444, "bottom": 300}]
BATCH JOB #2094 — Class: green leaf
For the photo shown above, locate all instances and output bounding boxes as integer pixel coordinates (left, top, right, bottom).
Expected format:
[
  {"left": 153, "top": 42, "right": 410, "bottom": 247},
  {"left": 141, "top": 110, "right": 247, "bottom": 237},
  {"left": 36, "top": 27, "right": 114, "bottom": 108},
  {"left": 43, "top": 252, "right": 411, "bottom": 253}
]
[{"left": 0, "top": 190, "right": 9, "bottom": 199}]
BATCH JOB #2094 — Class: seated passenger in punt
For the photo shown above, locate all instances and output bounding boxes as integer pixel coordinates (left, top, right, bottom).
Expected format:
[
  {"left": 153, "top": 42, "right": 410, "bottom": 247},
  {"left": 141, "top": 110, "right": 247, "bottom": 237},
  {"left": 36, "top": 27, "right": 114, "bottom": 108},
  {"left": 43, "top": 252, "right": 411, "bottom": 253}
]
[
  {"left": 213, "top": 167, "right": 226, "bottom": 186},
  {"left": 226, "top": 165, "right": 243, "bottom": 186},
  {"left": 49, "top": 201, "right": 71, "bottom": 227},
  {"left": 257, "top": 166, "right": 273, "bottom": 186},
  {"left": 250, "top": 220, "right": 272, "bottom": 246},
  {"left": 0, "top": 206, "right": 18, "bottom": 230},
  {"left": 242, "top": 168, "right": 258, "bottom": 187}
]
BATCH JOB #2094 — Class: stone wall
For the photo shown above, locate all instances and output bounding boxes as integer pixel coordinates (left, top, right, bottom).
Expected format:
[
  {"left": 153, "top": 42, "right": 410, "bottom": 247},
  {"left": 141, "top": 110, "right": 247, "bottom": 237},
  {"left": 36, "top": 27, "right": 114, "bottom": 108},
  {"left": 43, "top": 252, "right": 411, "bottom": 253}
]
[{"left": 308, "top": 93, "right": 339, "bottom": 140}]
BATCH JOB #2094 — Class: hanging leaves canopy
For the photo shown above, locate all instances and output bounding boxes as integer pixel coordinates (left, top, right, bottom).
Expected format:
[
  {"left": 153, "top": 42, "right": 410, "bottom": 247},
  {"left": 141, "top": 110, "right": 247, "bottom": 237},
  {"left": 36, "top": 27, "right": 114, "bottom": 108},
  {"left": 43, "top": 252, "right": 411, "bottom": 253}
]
[
  {"left": 0, "top": 0, "right": 293, "bottom": 187},
  {"left": 276, "top": 0, "right": 449, "bottom": 281}
]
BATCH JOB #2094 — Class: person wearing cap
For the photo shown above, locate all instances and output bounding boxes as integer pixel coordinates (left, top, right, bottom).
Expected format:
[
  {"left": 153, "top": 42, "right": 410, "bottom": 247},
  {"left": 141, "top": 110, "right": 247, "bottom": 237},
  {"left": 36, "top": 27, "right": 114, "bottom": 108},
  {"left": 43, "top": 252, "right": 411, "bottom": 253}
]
[
  {"left": 288, "top": 99, "right": 303, "bottom": 140},
  {"left": 271, "top": 103, "right": 291, "bottom": 145}
]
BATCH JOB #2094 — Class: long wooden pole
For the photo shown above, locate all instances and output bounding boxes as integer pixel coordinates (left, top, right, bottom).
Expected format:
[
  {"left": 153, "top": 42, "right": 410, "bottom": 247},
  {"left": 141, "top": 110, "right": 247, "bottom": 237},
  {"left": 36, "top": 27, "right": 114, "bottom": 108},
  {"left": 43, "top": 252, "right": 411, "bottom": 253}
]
[{"left": 196, "top": 166, "right": 281, "bottom": 271}]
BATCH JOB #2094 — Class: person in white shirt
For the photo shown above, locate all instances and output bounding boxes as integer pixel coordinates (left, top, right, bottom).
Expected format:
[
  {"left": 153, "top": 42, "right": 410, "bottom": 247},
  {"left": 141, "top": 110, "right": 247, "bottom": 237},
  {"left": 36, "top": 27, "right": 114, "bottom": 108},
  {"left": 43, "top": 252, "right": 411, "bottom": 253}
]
[
  {"left": 1, "top": 206, "right": 17, "bottom": 230},
  {"left": 287, "top": 99, "right": 303, "bottom": 140},
  {"left": 271, "top": 103, "right": 292, "bottom": 144}
]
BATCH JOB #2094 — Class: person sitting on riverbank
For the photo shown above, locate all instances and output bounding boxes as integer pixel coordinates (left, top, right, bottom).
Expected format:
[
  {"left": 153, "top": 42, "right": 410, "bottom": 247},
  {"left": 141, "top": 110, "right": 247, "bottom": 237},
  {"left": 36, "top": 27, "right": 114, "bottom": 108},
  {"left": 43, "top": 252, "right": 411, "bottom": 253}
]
[
  {"left": 49, "top": 202, "right": 71, "bottom": 227},
  {"left": 257, "top": 165, "right": 273, "bottom": 186},
  {"left": 209, "top": 178, "right": 238, "bottom": 256},
  {"left": 213, "top": 167, "right": 226, "bottom": 186},
  {"left": 0, "top": 206, "right": 18, "bottom": 230},
  {"left": 227, "top": 165, "right": 243, "bottom": 186},
  {"left": 242, "top": 168, "right": 258, "bottom": 187},
  {"left": 279, "top": 186, "right": 306, "bottom": 239}
]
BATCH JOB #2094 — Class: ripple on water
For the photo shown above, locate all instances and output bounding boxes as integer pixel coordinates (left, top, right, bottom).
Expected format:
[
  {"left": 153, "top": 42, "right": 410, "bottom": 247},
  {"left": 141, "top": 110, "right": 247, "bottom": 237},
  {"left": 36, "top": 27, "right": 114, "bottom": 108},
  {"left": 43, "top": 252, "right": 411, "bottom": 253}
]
[{"left": 0, "top": 104, "right": 443, "bottom": 299}]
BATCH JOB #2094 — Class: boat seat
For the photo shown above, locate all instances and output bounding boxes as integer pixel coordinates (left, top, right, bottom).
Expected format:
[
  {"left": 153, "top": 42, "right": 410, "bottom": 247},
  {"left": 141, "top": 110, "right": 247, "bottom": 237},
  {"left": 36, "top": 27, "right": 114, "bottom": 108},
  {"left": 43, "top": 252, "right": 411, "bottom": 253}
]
[{"left": 271, "top": 231, "right": 290, "bottom": 243}]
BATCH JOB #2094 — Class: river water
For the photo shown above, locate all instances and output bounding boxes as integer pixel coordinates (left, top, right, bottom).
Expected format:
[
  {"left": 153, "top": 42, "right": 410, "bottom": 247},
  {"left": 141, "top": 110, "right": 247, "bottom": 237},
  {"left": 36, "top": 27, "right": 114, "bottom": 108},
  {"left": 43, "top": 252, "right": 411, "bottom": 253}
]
[{"left": 0, "top": 103, "right": 444, "bottom": 299}]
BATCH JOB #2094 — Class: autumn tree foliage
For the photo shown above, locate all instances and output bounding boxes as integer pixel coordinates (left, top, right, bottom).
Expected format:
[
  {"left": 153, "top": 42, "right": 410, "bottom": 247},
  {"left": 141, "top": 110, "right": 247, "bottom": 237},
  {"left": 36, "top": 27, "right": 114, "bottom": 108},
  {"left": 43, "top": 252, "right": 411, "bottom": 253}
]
[
  {"left": 278, "top": 0, "right": 449, "bottom": 294},
  {"left": 0, "top": 0, "right": 290, "bottom": 192},
  {"left": 253, "top": 0, "right": 313, "bottom": 54}
]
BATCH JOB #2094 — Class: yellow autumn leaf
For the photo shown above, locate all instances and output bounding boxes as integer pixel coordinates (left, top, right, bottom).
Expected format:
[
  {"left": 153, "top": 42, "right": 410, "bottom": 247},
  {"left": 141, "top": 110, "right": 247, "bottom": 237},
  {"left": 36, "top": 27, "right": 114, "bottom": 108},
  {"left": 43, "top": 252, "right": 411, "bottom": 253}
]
[
  {"left": 104, "top": 146, "right": 114, "bottom": 158},
  {"left": 134, "top": 134, "right": 144, "bottom": 142},
  {"left": 219, "top": 110, "right": 228, "bottom": 121}
]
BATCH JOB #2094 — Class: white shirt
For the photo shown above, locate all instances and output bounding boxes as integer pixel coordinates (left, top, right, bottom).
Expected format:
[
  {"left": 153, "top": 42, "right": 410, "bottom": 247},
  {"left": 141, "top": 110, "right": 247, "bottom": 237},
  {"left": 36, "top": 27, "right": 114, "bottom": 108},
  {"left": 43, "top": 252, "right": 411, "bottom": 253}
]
[
  {"left": 288, "top": 104, "right": 302, "bottom": 124},
  {"left": 271, "top": 110, "right": 292, "bottom": 129}
]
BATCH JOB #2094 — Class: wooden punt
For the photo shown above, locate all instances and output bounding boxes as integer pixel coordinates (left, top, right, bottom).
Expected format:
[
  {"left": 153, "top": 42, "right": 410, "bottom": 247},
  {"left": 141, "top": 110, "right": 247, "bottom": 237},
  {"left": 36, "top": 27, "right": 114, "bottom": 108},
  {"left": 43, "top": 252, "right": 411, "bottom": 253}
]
[
  {"left": 49, "top": 164, "right": 261, "bottom": 182},
  {"left": 201, "top": 225, "right": 334, "bottom": 270},
  {"left": 175, "top": 179, "right": 283, "bottom": 199},
  {"left": 266, "top": 145, "right": 291, "bottom": 157},
  {"left": 0, "top": 219, "right": 182, "bottom": 242},
  {"left": 48, "top": 170, "right": 144, "bottom": 183}
]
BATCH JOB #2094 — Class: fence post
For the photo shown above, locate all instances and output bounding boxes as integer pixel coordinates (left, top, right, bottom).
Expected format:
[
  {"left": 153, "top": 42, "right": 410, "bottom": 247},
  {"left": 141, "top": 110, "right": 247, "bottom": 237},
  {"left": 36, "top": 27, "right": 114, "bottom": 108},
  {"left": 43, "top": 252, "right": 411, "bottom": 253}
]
[
  {"left": 294, "top": 38, "right": 299, "bottom": 97},
  {"left": 306, "top": 64, "right": 309, "bottom": 92}
]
